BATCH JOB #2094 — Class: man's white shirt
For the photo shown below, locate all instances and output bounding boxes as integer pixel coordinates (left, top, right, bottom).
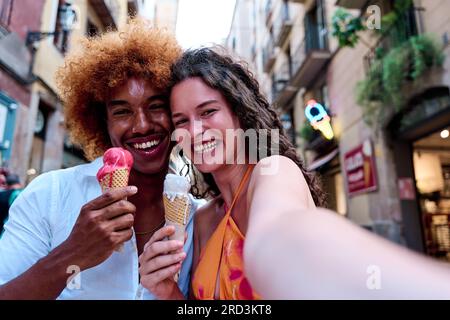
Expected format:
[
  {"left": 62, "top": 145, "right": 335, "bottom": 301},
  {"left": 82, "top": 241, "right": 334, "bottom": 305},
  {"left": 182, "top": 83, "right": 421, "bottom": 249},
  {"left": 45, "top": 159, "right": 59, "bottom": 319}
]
[{"left": 0, "top": 158, "right": 204, "bottom": 299}]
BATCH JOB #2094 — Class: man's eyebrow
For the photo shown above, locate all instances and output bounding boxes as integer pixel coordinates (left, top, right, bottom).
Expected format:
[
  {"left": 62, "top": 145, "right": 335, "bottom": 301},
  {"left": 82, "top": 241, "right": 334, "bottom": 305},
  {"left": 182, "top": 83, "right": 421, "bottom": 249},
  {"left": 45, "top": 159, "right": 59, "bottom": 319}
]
[
  {"left": 107, "top": 94, "right": 168, "bottom": 108},
  {"left": 147, "top": 94, "right": 168, "bottom": 103},
  {"left": 107, "top": 100, "right": 128, "bottom": 107}
]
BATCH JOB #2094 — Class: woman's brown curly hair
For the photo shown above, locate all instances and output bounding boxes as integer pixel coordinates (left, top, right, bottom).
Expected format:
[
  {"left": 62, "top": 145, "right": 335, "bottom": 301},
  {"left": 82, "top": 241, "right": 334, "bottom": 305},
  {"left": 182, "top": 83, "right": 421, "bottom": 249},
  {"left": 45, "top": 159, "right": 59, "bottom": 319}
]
[
  {"left": 56, "top": 18, "right": 182, "bottom": 160},
  {"left": 170, "top": 47, "right": 326, "bottom": 207}
]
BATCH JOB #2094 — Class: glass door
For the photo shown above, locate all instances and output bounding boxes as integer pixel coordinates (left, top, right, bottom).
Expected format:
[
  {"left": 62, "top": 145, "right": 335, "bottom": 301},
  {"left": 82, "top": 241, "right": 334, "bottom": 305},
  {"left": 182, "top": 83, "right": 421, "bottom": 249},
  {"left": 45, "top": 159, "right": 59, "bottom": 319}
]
[{"left": 413, "top": 127, "right": 450, "bottom": 261}]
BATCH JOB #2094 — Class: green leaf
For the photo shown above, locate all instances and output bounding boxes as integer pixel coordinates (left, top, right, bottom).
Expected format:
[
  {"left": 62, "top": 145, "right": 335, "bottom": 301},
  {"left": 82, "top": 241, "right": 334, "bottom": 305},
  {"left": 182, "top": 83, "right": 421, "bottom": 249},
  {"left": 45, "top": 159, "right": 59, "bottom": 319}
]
[
  {"left": 331, "top": 8, "right": 365, "bottom": 48},
  {"left": 356, "top": 34, "right": 445, "bottom": 127}
]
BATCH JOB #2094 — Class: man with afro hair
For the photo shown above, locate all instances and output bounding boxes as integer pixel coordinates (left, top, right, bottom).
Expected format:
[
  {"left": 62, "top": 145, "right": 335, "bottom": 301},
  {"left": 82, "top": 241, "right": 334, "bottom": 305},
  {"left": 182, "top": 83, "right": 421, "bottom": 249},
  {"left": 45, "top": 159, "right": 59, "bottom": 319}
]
[{"left": 0, "top": 18, "right": 202, "bottom": 299}]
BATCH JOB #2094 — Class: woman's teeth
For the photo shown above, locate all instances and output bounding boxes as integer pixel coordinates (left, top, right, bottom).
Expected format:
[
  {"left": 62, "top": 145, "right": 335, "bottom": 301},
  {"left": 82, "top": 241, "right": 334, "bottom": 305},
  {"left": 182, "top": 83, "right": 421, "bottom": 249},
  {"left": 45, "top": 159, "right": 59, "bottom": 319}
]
[
  {"left": 194, "top": 141, "right": 217, "bottom": 154},
  {"left": 132, "top": 140, "right": 160, "bottom": 150}
]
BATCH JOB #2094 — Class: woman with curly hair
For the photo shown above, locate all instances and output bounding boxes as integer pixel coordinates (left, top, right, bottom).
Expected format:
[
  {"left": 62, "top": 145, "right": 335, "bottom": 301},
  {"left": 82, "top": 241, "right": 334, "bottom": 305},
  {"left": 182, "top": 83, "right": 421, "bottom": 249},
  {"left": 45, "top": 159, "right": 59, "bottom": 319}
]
[
  {"left": 0, "top": 18, "right": 204, "bottom": 300},
  {"left": 139, "top": 47, "right": 322, "bottom": 300},
  {"left": 140, "top": 48, "right": 450, "bottom": 300}
]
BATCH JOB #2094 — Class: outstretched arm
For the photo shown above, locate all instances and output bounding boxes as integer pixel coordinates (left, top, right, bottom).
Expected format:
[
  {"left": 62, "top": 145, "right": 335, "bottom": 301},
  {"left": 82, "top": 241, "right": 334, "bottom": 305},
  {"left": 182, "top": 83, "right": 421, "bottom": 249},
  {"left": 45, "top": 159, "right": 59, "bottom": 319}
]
[{"left": 244, "top": 156, "right": 450, "bottom": 299}]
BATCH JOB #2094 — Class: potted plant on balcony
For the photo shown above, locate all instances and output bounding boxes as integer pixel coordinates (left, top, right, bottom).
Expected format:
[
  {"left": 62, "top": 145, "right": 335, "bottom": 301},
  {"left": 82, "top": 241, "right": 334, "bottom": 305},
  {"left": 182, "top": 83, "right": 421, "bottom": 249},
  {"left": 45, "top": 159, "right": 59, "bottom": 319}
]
[
  {"left": 356, "top": 34, "right": 445, "bottom": 127},
  {"left": 331, "top": 8, "right": 365, "bottom": 48}
]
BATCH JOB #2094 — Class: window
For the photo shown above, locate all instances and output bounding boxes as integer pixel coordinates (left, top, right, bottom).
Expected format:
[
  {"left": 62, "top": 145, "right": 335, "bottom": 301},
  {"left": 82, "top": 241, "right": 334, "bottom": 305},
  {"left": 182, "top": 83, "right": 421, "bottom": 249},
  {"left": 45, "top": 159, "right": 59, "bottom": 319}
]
[
  {"left": 53, "top": 0, "right": 70, "bottom": 54},
  {"left": 0, "top": 0, "right": 13, "bottom": 29},
  {"left": 304, "top": 0, "right": 328, "bottom": 51},
  {"left": 370, "top": 0, "right": 418, "bottom": 46},
  {"left": 0, "top": 92, "right": 17, "bottom": 166}
]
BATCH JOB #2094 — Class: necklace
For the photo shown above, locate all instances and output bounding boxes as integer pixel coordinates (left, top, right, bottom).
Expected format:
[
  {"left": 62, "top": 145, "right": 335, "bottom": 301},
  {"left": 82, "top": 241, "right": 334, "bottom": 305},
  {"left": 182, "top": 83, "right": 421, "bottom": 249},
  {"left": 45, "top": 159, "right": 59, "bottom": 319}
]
[{"left": 135, "top": 220, "right": 165, "bottom": 236}]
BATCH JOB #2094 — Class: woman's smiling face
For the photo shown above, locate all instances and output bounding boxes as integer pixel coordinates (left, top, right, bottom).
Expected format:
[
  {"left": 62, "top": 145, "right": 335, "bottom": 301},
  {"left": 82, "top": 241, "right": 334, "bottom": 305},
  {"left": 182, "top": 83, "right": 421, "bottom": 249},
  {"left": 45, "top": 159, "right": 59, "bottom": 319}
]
[{"left": 170, "top": 77, "right": 242, "bottom": 173}]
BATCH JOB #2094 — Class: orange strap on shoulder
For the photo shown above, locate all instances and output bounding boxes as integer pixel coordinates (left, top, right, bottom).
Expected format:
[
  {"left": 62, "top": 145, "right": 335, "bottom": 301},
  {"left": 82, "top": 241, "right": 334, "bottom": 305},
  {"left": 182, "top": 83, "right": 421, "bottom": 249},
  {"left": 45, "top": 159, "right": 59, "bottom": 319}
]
[
  {"left": 193, "top": 165, "right": 254, "bottom": 299},
  {"left": 226, "top": 165, "right": 254, "bottom": 218}
]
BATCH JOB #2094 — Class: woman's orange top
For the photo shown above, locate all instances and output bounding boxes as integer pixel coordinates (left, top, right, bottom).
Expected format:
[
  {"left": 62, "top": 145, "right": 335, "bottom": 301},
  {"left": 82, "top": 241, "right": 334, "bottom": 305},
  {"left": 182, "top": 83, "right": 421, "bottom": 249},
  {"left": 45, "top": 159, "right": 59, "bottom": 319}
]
[{"left": 191, "top": 166, "right": 261, "bottom": 300}]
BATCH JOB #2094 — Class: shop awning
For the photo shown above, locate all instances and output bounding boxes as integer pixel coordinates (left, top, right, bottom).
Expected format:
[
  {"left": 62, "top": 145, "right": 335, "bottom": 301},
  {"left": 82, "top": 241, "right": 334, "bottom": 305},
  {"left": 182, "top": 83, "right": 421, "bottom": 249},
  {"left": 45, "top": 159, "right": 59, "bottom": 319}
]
[{"left": 307, "top": 148, "right": 339, "bottom": 171}]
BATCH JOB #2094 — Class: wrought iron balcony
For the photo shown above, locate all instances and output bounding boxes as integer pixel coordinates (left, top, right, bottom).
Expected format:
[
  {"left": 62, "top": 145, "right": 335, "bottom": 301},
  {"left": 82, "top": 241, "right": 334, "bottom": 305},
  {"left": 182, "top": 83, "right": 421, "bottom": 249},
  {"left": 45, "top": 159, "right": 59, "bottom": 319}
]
[
  {"left": 290, "top": 27, "right": 331, "bottom": 89},
  {"left": 335, "top": 0, "right": 368, "bottom": 9},
  {"left": 271, "top": 59, "right": 295, "bottom": 107},
  {"left": 363, "top": 6, "right": 419, "bottom": 71},
  {"left": 273, "top": 1, "right": 293, "bottom": 47},
  {"left": 262, "top": 38, "right": 276, "bottom": 72}
]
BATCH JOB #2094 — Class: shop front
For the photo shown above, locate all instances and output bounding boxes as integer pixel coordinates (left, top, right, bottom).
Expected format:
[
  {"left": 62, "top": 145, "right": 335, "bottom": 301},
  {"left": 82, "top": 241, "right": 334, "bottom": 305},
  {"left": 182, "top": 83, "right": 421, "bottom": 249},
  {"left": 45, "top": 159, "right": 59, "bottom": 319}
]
[{"left": 389, "top": 87, "right": 450, "bottom": 261}]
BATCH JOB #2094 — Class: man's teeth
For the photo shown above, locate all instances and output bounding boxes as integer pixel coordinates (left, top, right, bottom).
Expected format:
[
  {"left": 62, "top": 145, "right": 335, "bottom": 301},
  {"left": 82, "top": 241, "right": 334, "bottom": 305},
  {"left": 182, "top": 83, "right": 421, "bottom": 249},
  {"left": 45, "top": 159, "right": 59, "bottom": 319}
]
[
  {"left": 132, "top": 140, "right": 160, "bottom": 150},
  {"left": 194, "top": 141, "right": 217, "bottom": 153}
]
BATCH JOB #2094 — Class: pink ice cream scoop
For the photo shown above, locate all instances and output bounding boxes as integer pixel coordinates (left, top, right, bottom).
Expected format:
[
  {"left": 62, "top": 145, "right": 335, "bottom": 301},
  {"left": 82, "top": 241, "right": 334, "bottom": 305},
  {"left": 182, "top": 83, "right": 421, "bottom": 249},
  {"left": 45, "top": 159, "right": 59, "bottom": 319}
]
[
  {"left": 97, "top": 147, "right": 134, "bottom": 191},
  {"left": 97, "top": 148, "right": 134, "bottom": 252}
]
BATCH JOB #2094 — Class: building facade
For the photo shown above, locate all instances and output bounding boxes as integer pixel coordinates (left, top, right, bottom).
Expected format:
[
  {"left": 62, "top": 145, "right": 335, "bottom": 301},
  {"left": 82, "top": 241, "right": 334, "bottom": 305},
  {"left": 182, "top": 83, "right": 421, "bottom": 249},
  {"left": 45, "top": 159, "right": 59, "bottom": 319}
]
[
  {"left": 0, "top": 0, "right": 133, "bottom": 185},
  {"left": 0, "top": 0, "right": 46, "bottom": 180},
  {"left": 141, "top": 0, "right": 178, "bottom": 34},
  {"left": 227, "top": 0, "right": 450, "bottom": 262}
]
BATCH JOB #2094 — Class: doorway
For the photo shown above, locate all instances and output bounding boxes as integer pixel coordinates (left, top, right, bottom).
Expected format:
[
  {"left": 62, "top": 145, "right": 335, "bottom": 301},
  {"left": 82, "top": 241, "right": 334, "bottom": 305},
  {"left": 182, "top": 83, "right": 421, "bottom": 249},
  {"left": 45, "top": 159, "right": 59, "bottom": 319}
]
[
  {"left": 413, "top": 128, "right": 450, "bottom": 261},
  {"left": 27, "top": 100, "right": 51, "bottom": 183},
  {"left": 389, "top": 87, "right": 450, "bottom": 256}
]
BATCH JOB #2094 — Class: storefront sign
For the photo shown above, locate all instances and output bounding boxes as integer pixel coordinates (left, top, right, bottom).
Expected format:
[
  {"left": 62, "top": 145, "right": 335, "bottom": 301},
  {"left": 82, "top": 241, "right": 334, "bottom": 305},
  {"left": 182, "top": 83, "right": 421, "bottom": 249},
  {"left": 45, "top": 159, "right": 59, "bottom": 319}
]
[
  {"left": 398, "top": 177, "right": 416, "bottom": 200},
  {"left": 344, "top": 139, "right": 378, "bottom": 196}
]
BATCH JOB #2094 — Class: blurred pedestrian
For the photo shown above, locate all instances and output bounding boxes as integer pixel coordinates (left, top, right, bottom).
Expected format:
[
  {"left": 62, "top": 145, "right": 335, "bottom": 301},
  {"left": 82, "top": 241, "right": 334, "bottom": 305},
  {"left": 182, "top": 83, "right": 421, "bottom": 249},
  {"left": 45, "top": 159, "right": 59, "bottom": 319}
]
[
  {"left": 0, "top": 169, "right": 8, "bottom": 191},
  {"left": 0, "top": 174, "right": 23, "bottom": 235}
]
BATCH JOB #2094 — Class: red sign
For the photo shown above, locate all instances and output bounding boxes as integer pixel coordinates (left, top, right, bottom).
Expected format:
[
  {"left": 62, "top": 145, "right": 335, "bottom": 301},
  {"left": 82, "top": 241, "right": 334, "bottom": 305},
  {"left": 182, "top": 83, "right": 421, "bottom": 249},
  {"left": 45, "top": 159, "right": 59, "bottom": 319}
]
[
  {"left": 398, "top": 177, "right": 416, "bottom": 200},
  {"left": 344, "top": 139, "right": 378, "bottom": 197}
]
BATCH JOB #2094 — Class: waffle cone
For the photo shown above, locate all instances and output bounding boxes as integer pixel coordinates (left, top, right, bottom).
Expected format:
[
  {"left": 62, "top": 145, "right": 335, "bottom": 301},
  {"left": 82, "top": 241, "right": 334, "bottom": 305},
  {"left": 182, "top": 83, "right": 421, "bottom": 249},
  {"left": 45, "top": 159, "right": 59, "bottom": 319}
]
[
  {"left": 99, "top": 168, "right": 130, "bottom": 253},
  {"left": 99, "top": 168, "right": 129, "bottom": 192},
  {"left": 163, "top": 195, "right": 190, "bottom": 283},
  {"left": 163, "top": 195, "right": 191, "bottom": 226}
]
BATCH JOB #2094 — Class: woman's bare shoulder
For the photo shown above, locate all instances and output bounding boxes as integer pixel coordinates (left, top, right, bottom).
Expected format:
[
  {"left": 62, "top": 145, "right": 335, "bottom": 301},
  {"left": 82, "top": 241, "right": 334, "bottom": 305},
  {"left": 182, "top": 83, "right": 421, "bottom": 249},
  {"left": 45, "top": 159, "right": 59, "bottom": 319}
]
[{"left": 249, "top": 155, "right": 315, "bottom": 209}]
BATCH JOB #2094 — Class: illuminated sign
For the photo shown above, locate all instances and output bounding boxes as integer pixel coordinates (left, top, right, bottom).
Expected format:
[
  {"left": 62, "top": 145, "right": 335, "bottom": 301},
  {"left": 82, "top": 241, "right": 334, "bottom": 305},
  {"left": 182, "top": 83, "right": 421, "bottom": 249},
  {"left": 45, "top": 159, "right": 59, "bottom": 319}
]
[{"left": 305, "top": 100, "right": 334, "bottom": 140}]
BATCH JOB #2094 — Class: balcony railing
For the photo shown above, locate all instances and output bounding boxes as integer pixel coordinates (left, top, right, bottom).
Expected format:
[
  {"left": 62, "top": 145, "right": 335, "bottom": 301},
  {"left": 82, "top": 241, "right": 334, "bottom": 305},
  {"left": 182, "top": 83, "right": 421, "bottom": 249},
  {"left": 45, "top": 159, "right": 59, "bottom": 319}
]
[
  {"left": 363, "top": 6, "right": 419, "bottom": 71},
  {"left": 271, "top": 58, "right": 293, "bottom": 106},
  {"left": 271, "top": 25, "right": 331, "bottom": 106},
  {"left": 291, "top": 39, "right": 307, "bottom": 77},
  {"left": 335, "top": 0, "right": 367, "bottom": 9},
  {"left": 273, "top": 1, "right": 293, "bottom": 47},
  {"left": 262, "top": 37, "right": 276, "bottom": 72},
  {"left": 290, "top": 25, "right": 331, "bottom": 88}
]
